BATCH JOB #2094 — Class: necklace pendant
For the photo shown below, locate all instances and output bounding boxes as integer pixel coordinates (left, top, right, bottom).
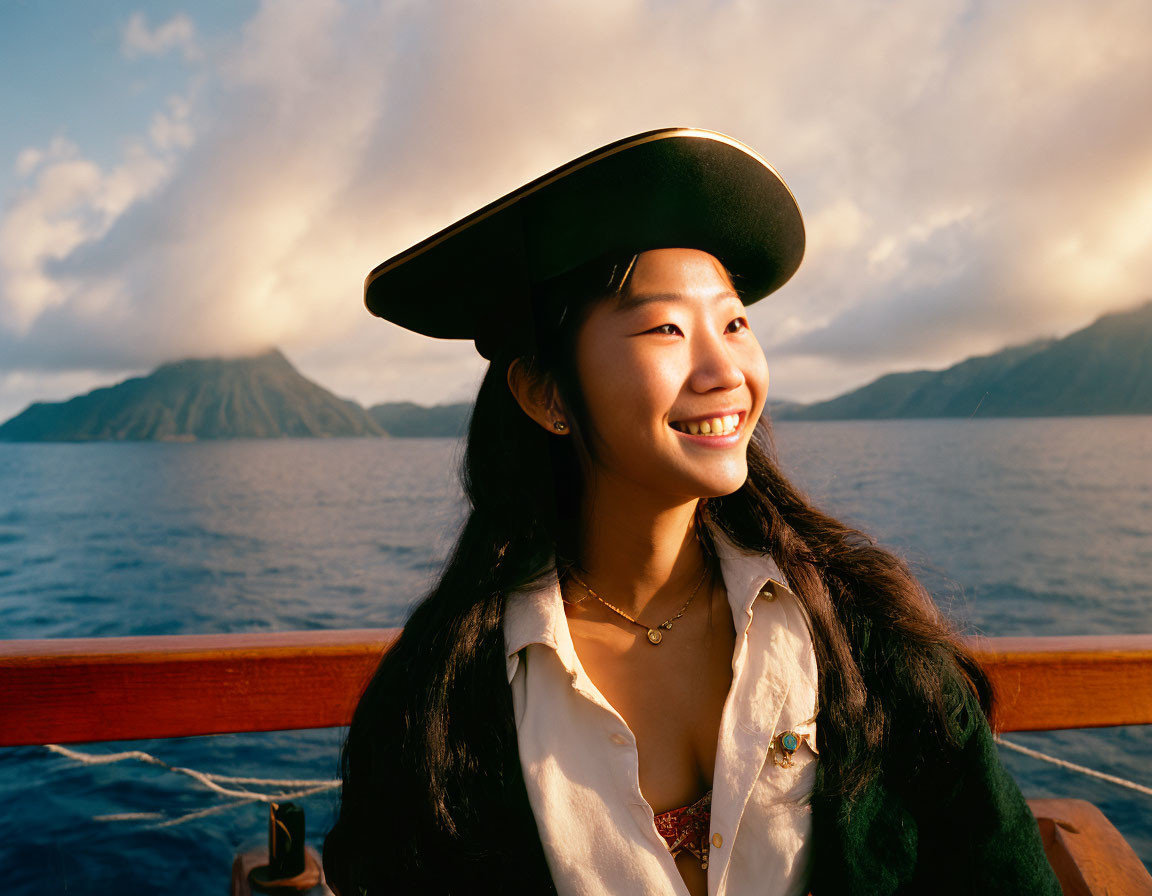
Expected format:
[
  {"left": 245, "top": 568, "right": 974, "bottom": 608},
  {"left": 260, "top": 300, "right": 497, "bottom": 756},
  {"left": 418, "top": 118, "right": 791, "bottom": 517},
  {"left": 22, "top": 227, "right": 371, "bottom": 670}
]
[{"left": 646, "top": 628, "right": 663, "bottom": 644}]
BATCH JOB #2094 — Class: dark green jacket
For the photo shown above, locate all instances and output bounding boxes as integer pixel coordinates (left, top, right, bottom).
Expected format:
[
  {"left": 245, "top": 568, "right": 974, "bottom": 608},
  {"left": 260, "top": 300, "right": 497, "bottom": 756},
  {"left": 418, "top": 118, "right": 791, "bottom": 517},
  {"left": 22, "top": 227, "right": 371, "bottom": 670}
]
[{"left": 807, "top": 682, "right": 1061, "bottom": 894}]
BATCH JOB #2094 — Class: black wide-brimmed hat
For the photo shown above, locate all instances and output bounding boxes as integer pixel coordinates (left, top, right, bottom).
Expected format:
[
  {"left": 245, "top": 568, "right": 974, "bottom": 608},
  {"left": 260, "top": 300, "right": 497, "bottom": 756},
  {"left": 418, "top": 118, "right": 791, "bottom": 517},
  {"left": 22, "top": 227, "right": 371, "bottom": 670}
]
[{"left": 365, "top": 127, "right": 804, "bottom": 359}]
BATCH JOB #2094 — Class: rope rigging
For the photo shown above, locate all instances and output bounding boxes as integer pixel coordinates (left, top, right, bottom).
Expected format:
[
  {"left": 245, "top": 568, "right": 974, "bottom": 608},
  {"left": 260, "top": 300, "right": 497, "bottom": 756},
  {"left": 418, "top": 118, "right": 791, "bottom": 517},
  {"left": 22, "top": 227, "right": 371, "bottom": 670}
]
[
  {"left": 42, "top": 735, "right": 1150, "bottom": 831},
  {"left": 45, "top": 743, "right": 340, "bottom": 829}
]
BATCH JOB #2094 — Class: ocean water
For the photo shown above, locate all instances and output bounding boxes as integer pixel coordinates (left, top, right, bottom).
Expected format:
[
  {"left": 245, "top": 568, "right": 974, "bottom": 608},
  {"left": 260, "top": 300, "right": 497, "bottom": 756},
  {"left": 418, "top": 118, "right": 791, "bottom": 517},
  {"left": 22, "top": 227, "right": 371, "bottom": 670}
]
[{"left": 0, "top": 419, "right": 1149, "bottom": 892}]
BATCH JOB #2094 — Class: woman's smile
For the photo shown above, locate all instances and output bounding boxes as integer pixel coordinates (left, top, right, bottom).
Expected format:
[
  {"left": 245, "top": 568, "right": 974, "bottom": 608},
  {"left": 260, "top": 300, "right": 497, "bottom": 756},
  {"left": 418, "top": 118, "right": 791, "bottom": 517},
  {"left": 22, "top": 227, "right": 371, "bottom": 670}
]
[{"left": 669, "top": 410, "right": 746, "bottom": 439}]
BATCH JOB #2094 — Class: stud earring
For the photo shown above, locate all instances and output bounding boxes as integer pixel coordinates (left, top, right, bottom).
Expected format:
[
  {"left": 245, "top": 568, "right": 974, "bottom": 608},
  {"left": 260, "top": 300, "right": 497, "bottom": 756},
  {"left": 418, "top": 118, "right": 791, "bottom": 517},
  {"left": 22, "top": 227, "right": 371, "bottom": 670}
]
[{"left": 553, "top": 420, "right": 568, "bottom": 432}]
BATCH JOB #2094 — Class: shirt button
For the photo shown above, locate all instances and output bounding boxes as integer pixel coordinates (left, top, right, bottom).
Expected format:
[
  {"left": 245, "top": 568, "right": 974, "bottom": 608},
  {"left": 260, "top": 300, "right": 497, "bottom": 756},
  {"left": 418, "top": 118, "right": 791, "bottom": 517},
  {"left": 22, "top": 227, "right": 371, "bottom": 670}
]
[
  {"left": 610, "top": 734, "right": 628, "bottom": 746},
  {"left": 711, "top": 833, "right": 723, "bottom": 848}
]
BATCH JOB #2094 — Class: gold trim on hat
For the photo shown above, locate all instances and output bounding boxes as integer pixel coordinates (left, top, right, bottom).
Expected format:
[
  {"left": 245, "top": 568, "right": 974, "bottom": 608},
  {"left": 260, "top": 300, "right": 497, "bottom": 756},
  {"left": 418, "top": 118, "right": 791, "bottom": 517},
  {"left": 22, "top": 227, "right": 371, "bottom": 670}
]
[{"left": 364, "top": 127, "right": 802, "bottom": 292}]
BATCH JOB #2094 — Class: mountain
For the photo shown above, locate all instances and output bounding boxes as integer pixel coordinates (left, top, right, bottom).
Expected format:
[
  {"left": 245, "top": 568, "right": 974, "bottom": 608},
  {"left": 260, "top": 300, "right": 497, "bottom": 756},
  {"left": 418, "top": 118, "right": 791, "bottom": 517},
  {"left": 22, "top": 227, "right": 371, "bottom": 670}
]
[
  {"left": 367, "top": 402, "right": 472, "bottom": 438},
  {"left": 778, "top": 300, "right": 1152, "bottom": 419},
  {"left": 764, "top": 398, "right": 806, "bottom": 418},
  {"left": 0, "top": 349, "right": 385, "bottom": 441},
  {"left": 6, "top": 298, "right": 1150, "bottom": 439}
]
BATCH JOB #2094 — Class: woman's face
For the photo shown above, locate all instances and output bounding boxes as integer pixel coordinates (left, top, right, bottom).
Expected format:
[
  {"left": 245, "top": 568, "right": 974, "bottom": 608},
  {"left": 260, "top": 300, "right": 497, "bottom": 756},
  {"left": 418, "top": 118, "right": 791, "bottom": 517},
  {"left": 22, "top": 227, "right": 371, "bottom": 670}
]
[{"left": 572, "top": 248, "right": 769, "bottom": 502}]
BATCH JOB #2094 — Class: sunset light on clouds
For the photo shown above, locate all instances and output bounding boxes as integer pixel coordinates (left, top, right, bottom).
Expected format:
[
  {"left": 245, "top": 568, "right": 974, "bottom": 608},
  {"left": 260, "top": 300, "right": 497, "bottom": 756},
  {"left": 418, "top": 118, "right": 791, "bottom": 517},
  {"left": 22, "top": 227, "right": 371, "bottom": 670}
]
[{"left": 1, "top": 0, "right": 1151, "bottom": 420}]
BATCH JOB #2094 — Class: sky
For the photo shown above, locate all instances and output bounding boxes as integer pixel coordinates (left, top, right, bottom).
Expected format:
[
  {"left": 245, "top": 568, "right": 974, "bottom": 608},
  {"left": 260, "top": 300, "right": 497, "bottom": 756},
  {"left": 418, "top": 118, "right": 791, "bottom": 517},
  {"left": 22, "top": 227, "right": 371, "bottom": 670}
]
[{"left": 1, "top": 0, "right": 1151, "bottom": 421}]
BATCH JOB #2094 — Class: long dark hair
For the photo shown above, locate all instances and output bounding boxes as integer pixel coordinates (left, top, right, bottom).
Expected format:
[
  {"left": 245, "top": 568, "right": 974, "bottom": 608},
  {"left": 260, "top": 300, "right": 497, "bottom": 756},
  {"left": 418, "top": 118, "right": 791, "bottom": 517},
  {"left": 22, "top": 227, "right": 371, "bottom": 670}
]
[{"left": 323, "top": 253, "right": 991, "bottom": 894}]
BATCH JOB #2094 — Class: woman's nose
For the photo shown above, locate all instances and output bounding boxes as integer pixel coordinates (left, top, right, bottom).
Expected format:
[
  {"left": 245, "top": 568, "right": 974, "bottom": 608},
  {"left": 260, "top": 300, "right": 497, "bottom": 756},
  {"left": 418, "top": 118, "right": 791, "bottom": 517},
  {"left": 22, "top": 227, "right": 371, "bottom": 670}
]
[{"left": 689, "top": 331, "right": 745, "bottom": 393}]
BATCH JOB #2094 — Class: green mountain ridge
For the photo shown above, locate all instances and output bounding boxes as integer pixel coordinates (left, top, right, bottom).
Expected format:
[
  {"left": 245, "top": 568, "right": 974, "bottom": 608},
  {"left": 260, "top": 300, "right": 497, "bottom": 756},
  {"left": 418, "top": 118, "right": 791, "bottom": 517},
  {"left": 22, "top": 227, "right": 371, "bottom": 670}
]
[
  {"left": 3, "top": 298, "right": 1149, "bottom": 440},
  {"left": 366, "top": 401, "right": 472, "bottom": 438},
  {"left": 0, "top": 349, "right": 386, "bottom": 441},
  {"left": 778, "top": 299, "right": 1152, "bottom": 420}
]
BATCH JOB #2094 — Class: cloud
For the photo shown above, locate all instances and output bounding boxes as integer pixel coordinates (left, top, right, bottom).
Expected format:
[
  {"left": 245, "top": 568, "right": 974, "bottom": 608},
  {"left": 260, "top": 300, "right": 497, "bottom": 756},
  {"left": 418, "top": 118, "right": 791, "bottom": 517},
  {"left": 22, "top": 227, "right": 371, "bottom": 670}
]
[
  {"left": 0, "top": 139, "right": 163, "bottom": 333},
  {"left": 0, "top": 104, "right": 188, "bottom": 338},
  {"left": 149, "top": 95, "right": 194, "bottom": 151},
  {"left": 2, "top": 0, "right": 1151, "bottom": 415},
  {"left": 121, "top": 12, "right": 202, "bottom": 62},
  {"left": 13, "top": 148, "right": 44, "bottom": 177}
]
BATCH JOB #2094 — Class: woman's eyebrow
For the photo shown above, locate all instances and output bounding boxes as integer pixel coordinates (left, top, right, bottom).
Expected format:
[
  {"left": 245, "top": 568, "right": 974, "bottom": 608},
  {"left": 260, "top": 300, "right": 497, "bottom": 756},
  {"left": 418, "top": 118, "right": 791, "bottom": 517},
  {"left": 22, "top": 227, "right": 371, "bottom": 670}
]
[{"left": 616, "top": 289, "right": 740, "bottom": 312}]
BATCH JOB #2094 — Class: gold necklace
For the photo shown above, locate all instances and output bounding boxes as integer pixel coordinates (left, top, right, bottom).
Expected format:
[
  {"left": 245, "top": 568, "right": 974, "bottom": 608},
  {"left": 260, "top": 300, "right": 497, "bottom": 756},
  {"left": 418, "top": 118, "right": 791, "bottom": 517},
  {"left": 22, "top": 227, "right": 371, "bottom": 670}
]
[{"left": 567, "top": 561, "right": 712, "bottom": 645}]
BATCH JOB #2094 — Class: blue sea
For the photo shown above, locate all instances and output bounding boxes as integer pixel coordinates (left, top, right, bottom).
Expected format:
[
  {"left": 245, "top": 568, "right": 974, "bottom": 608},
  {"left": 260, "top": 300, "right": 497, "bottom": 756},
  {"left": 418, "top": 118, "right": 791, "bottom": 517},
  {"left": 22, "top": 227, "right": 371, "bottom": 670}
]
[{"left": 1, "top": 418, "right": 1150, "bottom": 893}]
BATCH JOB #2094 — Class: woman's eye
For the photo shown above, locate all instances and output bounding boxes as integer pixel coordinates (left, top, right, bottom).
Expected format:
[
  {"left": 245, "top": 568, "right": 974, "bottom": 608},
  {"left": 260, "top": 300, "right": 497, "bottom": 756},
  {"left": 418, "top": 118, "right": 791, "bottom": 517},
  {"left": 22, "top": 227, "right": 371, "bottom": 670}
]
[
  {"left": 649, "top": 323, "right": 682, "bottom": 336},
  {"left": 727, "top": 317, "right": 749, "bottom": 333}
]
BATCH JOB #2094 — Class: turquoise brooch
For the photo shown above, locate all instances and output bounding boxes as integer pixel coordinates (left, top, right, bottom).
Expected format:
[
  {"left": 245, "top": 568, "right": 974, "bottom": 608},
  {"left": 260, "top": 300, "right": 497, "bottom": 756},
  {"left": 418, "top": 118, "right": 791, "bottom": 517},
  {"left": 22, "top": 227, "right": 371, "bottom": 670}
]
[{"left": 772, "top": 730, "right": 807, "bottom": 768}]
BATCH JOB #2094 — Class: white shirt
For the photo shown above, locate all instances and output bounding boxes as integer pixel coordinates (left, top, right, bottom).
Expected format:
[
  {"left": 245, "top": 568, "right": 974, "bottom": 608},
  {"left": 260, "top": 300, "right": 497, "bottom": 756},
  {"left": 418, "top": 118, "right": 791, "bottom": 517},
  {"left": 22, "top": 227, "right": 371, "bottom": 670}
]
[{"left": 503, "top": 535, "right": 819, "bottom": 896}]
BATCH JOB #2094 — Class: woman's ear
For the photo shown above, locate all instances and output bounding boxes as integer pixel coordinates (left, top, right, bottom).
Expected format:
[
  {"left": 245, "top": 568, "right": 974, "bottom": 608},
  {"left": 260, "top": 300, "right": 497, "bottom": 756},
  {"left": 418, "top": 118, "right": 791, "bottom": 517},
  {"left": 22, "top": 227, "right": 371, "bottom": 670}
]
[{"left": 507, "top": 359, "right": 570, "bottom": 435}]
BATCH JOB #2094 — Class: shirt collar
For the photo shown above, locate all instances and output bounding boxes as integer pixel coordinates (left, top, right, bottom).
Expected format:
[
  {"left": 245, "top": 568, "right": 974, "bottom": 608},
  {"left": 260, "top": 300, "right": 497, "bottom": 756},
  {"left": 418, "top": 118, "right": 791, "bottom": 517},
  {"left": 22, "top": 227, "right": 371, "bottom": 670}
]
[
  {"left": 503, "top": 566, "right": 573, "bottom": 683},
  {"left": 503, "top": 530, "right": 794, "bottom": 684}
]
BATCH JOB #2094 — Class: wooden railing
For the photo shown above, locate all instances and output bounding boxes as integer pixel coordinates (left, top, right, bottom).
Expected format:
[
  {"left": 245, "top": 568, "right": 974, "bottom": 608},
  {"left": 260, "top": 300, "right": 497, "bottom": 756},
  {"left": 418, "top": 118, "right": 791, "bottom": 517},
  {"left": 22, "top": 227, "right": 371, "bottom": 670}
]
[{"left": 2, "top": 632, "right": 1152, "bottom": 747}]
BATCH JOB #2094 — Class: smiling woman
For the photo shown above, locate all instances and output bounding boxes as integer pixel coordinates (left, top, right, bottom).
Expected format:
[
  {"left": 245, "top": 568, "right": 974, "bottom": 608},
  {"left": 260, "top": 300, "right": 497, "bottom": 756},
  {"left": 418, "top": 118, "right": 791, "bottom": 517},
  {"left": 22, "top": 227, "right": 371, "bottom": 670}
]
[{"left": 322, "top": 129, "right": 1062, "bottom": 896}]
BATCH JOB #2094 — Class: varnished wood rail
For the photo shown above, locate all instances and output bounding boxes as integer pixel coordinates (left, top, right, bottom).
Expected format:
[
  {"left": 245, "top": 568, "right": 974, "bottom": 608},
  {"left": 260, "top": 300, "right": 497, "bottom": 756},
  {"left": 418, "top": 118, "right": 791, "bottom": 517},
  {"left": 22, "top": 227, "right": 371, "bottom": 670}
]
[
  {"left": 0, "top": 629, "right": 399, "bottom": 746},
  {"left": 1, "top": 632, "right": 1151, "bottom": 747},
  {"left": 971, "top": 635, "right": 1152, "bottom": 733}
]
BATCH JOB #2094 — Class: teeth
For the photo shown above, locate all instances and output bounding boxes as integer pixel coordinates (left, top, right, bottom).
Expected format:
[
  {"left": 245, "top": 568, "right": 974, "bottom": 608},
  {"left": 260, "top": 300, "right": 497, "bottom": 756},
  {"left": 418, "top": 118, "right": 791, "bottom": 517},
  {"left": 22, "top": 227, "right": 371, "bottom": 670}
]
[{"left": 673, "top": 415, "right": 741, "bottom": 436}]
